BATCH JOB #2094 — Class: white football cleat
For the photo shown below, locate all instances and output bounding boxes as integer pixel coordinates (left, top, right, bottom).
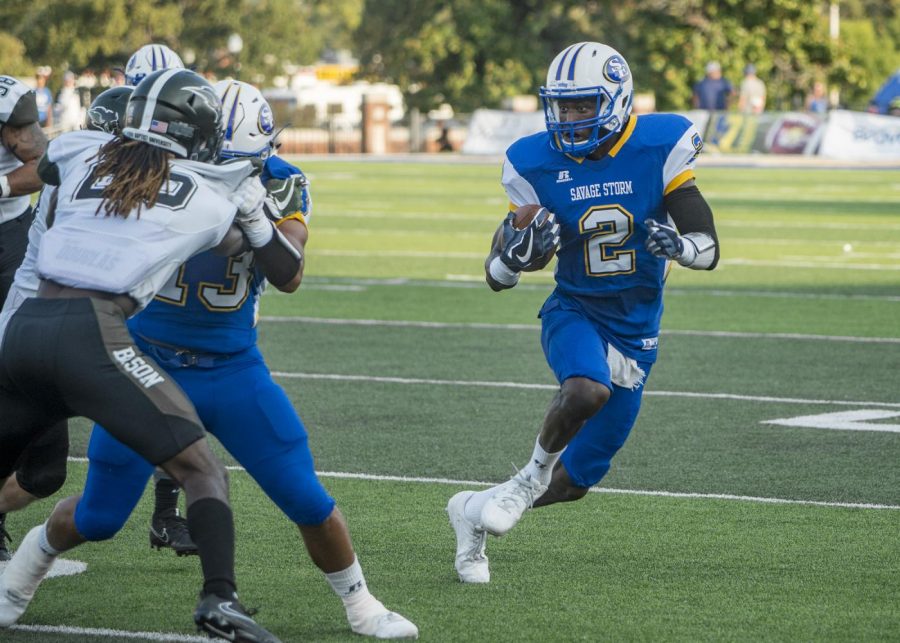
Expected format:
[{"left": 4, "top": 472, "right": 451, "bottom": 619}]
[
  {"left": 446, "top": 491, "right": 489, "bottom": 583},
  {"left": 479, "top": 471, "right": 547, "bottom": 537},
  {"left": 349, "top": 598, "right": 418, "bottom": 640},
  {"left": 0, "top": 526, "right": 56, "bottom": 627}
]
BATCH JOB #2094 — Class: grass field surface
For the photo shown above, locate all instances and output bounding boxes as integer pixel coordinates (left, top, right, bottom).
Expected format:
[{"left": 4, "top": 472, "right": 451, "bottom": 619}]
[{"left": 4, "top": 159, "right": 899, "bottom": 642}]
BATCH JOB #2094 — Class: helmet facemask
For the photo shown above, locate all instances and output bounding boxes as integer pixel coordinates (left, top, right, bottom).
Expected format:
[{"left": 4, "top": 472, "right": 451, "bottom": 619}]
[{"left": 541, "top": 84, "right": 626, "bottom": 156}]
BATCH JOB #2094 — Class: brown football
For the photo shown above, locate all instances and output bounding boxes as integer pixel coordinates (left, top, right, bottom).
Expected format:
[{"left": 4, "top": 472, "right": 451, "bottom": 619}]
[{"left": 511, "top": 203, "right": 545, "bottom": 230}]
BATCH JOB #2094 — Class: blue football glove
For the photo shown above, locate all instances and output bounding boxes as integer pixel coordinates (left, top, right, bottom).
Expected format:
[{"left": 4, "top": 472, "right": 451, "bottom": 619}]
[
  {"left": 645, "top": 219, "right": 684, "bottom": 259},
  {"left": 500, "top": 208, "right": 561, "bottom": 272}
]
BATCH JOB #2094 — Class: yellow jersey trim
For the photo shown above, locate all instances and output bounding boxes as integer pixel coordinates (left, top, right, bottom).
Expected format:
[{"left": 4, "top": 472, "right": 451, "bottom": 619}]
[
  {"left": 608, "top": 115, "right": 638, "bottom": 158},
  {"left": 664, "top": 170, "right": 695, "bottom": 196}
]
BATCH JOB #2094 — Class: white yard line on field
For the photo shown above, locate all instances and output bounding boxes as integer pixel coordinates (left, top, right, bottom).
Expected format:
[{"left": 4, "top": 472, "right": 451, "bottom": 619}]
[
  {"left": 259, "top": 315, "right": 900, "bottom": 344},
  {"left": 9, "top": 624, "right": 218, "bottom": 642},
  {"left": 268, "top": 370, "right": 900, "bottom": 409},
  {"left": 306, "top": 248, "right": 900, "bottom": 270},
  {"left": 722, "top": 258, "right": 900, "bottom": 271},
  {"left": 291, "top": 276, "right": 900, "bottom": 302},
  {"left": 60, "top": 458, "right": 900, "bottom": 511}
]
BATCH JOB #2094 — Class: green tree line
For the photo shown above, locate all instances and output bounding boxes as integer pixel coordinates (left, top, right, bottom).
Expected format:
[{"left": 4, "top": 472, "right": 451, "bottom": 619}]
[{"left": 1, "top": 0, "right": 897, "bottom": 113}]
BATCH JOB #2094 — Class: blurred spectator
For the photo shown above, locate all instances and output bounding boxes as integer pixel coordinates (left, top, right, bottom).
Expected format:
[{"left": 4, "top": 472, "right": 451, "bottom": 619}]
[
  {"left": 34, "top": 66, "right": 53, "bottom": 128},
  {"left": 436, "top": 122, "right": 453, "bottom": 152},
  {"left": 692, "top": 61, "right": 733, "bottom": 111},
  {"left": 737, "top": 64, "right": 766, "bottom": 114},
  {"left": 805, "top": 81, "right": 829, "bottom": 114},
  {"left": 55, "top": 71, "right": 83, "bottom": 132},
  {"left": 111, "top": 68, "right": 126, "bottom": 86}
]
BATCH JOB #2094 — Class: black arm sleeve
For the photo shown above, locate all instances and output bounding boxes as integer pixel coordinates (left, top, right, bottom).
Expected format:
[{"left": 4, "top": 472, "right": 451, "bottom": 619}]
[
  {"left": 37, "top": 153, "right": 60, "bottom": 186},
  {"left": 664, "top": 184, "right": 720, "bottom": 270}
]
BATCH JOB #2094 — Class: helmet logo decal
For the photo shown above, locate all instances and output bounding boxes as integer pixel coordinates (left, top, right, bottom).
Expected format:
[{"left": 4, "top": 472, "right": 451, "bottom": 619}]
[
  {"left": 258, "top": 104, "right": 274, "bottom": 135},
  {"left": 87, "top": 106, "right": 119, "bottom": 133},
  {"left": 184, "top": 85, "right": 222, "bottom": 113},
  {"left": 603, "top": 55, "right": 630, "bottom": 83}
]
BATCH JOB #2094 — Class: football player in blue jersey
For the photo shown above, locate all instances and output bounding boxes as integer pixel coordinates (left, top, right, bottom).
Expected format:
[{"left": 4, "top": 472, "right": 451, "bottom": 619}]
[
  {"left": 447, "top": 42, "right": 720, "bottom": 584},
  {"left": 73, "top": 80, "right": 418, "bottom": 639}
]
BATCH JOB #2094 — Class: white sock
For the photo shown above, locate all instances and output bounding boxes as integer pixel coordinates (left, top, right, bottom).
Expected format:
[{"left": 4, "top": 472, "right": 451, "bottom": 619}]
[
  {"left": 38, "top": 523, "right": 61, "bottom": 557},
  {"left": 325, "top": 557, "right": 388, "bottom": 632},
  {"left": 522, "top": 437, "right": 563, "bottom": 486},
  {"left": 325, "top": 556, "right": 368, "bottom": 600}
]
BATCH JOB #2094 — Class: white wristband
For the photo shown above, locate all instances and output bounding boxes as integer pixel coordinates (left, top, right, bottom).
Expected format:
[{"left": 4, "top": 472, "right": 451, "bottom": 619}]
[
  {"left": 0, "top": 174, "right": 10, "bottom": 199},
  {"left": 489, "top": 255, "right": 520, "bottom": 286},
  {"left": 242, "top": 215, "right": 275, "bottom": 248},
  {"left": 676, "top": 237, "right": 698, "bottom": 266}
]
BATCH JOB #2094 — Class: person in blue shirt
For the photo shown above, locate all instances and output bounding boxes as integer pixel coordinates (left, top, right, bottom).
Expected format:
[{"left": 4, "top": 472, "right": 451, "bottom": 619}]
[
  {"left": 692, "top": 61, "right": 733, "bottom": 111},
  {"left": 72, "top": 80, "right": 418, "bottom": 640},
  {"left": 447, "top": 42, "right": 720, "bottom": 584},
  {"left": 33, "top": 68, "right": 53, "bottom": 128}
]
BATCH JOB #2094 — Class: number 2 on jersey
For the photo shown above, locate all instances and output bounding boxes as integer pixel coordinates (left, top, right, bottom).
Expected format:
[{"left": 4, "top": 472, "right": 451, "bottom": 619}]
[
  {"left": 579, "top": 205, "right": 635, "bottom": 276},
  {"left": 156, "top": 254, "right": 255, "bottom": 311}
]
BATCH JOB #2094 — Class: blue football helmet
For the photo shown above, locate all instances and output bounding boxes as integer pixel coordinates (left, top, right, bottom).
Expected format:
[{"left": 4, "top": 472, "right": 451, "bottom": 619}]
[{"left": 540, "top": 42, "right": 634, "bottom": 156}]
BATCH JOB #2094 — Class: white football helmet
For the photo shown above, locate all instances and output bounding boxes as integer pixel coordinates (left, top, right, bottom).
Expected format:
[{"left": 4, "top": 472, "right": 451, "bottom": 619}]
[
  {"left": 125, "top": 44, "right": 184, "bottom": 86},
  {"left": 214, "top": 80, "right": 276, "bottom": 160},
  {"left": 539, "top": 42, "right": 634, "bottom": 156}
]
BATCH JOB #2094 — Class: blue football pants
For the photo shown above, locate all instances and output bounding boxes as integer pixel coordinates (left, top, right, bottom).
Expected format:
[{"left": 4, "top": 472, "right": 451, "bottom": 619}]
[
  {"left": 74, "top": 345, "right": 335, "bottom": 541},
  {"left": 540, "top": 304, "right": 653, "bottom": 489}
]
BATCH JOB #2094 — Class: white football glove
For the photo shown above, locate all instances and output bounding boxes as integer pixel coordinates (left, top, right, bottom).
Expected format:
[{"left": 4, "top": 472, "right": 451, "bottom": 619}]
[
  {"left": 230, "top": 178, "right": 273, "bottom": 248},
  {"left": 229, "top": 176, "right": 267, "bottom": 216}
]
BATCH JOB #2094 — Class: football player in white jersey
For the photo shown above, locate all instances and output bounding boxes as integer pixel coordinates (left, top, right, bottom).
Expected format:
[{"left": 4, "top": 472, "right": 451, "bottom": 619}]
[
  {"left": 0, "top": 86, "right": 132, "bottom": 565},
  {"left": 447, "top": 42, "right": 719, "bottom": 584},
  {"left": 122, "top": 43, "right": 202, "bottom": 558},
  {"left": 0, "top": 74, "right": 49, "bottom": 561},
  {"left": 76, "top": 78, "right": 418, "bottom": 640},
  {"left": 0, "top": 69, "right": 281, "bottom": 642}
]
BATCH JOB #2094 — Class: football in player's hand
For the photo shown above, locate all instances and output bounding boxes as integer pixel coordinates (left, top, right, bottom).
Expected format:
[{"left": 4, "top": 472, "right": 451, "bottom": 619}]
[
  {"left": 489, "top": 204, "right": 558, "bottom": 272},
  {"left": 511, "top": 203, "right": 546, "bottom": 230}
]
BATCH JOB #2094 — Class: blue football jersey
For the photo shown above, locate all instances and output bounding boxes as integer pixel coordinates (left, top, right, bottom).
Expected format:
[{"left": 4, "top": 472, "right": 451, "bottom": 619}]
[
  {"left": 128, "top": 156, "right": 307, "bottom": 354},
  {"left": 503, "top": 113, "right": 703, "bottom": 360}
]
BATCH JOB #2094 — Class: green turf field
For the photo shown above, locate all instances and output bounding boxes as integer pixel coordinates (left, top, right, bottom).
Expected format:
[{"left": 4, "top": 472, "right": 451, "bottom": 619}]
[{"left": 5, "top": 160, "right": 899, "bottom": 642}]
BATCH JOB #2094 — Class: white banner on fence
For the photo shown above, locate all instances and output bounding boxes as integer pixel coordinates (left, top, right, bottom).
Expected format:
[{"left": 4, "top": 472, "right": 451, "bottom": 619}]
[
  {"left": 819, "top": 110, "right": 900, "bottom": 160},
  {"left": 462, "top": 109, "right": 545, "bottom": 155}
]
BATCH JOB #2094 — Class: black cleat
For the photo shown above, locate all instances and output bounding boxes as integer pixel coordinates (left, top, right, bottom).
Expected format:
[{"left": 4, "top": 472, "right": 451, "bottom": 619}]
[
  {"left": 150, "top": 512, "right": 199, "bottom": 556},
  {"left": 0, "top": 513, "right": 11, "bottom": 562},
  {"left": 194, "top": 592, "right": 282, "bottom": 643}
]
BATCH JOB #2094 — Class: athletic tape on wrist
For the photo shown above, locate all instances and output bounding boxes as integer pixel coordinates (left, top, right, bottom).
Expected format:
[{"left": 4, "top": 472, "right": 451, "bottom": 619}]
[{"left": 489, "top": 255, "right": 520, "bottom": 286}]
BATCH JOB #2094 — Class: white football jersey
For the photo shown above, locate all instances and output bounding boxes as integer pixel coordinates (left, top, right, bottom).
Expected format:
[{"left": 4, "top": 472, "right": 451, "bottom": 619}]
[
  {"left": 0, "top": 76, "right": 35, "bottom": 223},
  {"left": 36, "top": 129, "right": 254, "bottom": 309}
]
